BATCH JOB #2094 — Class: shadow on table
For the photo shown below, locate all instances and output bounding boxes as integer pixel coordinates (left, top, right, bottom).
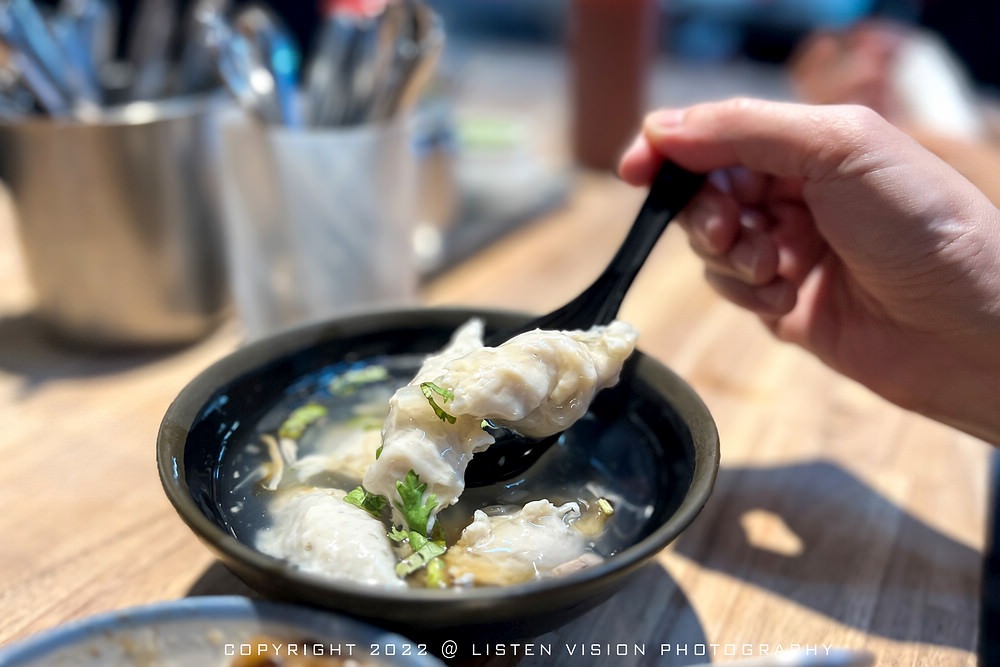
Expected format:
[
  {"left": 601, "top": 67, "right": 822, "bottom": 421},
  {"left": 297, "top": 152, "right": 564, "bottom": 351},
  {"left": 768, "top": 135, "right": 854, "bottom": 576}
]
[
  {"left": 186, "top": 561, "right": 709, "bottom": 667},
  {"left": 0, "top": 312, "right": 193, "bottom": 392},
  {"left": 520, "top": 563, "right": 708, "bottom": 667},
  {"left": 672, "top": 460, "right": 979, "bottom": 651},
  {"left": 187, "top": 561, "right": 262, "bottom": 599}
]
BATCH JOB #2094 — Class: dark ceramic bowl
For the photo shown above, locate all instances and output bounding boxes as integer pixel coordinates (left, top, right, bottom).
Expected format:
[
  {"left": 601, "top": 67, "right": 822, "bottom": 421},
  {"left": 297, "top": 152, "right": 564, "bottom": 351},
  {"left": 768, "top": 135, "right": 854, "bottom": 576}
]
[{"left": 157, "top": 307, "right": 719, "bottom": 642}]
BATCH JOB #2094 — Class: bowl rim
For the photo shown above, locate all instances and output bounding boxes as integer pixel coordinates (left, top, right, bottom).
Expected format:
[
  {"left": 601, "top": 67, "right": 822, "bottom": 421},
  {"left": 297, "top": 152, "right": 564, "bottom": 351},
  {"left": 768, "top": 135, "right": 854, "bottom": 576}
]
[
  {"left": 156, "top": 306, "right": 720, "bottom": 607},
  {"left": 0, "top": 595, "right": 444, "bottom": 665}
]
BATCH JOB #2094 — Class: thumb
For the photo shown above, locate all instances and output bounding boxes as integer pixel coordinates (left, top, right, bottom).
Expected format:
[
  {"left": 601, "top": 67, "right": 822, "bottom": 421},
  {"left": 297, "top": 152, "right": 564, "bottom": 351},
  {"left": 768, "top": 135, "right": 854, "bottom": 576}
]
[{"left": 631, "top": 98, "right": 883, "bottom": 182}]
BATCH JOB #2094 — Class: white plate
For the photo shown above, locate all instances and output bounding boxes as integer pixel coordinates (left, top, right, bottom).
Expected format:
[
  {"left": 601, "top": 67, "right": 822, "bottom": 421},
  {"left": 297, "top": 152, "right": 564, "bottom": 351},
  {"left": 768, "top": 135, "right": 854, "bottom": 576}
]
[{"left": 0, "top": 596, "right": 443, "bottom": 666}]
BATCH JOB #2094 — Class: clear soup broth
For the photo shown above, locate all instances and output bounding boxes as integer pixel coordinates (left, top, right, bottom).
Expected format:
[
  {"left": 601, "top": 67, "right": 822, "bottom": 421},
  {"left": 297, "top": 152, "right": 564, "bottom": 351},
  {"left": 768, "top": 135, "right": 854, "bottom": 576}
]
[{"left": 210, "top": 353, "right": 671, "bottom": 586}]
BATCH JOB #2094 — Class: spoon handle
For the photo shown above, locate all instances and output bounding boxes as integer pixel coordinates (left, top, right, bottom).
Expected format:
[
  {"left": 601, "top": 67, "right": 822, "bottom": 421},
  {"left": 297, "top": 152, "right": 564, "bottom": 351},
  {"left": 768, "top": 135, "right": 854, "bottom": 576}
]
[
  {"left": 587, "top": 159, "right": 706, "bottom": 323},
  {"left": 486, "top": 160, "right": 704, "bottom": 345}
]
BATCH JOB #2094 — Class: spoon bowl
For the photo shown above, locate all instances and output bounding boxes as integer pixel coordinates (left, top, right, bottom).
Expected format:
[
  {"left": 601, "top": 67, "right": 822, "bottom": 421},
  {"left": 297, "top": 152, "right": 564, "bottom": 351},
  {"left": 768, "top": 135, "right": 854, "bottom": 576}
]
[{"left": 464, "top": 160, "right": 705, "bottom": 488}]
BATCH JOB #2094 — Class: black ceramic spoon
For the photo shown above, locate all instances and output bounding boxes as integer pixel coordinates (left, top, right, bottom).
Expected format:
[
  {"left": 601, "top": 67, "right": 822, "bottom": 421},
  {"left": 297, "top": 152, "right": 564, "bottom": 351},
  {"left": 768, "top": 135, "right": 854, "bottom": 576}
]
[{"left": 464, "top": 159, "right": 706, "bottom": 488}]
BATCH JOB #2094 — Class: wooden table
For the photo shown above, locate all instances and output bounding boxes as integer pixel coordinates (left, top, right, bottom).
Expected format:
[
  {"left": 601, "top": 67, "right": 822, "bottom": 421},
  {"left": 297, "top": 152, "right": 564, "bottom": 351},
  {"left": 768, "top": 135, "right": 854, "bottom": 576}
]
[
  {"left": 0, "top": 51, "right": 989, "bottom": 666},
  {"left": 0, "top": 168, "right": 987, "bottom": 665}
]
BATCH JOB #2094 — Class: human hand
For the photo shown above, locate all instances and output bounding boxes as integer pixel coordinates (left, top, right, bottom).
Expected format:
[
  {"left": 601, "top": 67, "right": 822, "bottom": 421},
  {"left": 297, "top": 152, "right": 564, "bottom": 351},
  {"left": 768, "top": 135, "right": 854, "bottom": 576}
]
[
  {"left": 791, "top": 19, "right": 988, "bottom": 141},
  {"left": 791, "top": 20, "right": 908, "bottom": 122},
  {"left": 620, "top": 99, "right": 1000, "bottom": 444}
]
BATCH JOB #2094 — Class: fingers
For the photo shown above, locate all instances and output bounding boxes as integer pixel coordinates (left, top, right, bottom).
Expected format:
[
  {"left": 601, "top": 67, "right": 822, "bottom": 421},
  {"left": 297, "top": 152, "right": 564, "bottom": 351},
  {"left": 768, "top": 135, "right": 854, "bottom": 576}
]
[
  {"left": 680, "top": 185, "right": 777, "bottom": 286},
  {"left": 766, "top": 199, "right": 828, "bottom": 285},
  {"left": 704, "top": 271, "right": 798, "bottom": 316},
  {"left": 678, "top": 180, "right": 740, "bottom": 255},
  {"left": 788, "top": 21, "right": 906, "bottom": 120},
  {"left": 677, "top": 178, "right": 828, "bottom": 316}
]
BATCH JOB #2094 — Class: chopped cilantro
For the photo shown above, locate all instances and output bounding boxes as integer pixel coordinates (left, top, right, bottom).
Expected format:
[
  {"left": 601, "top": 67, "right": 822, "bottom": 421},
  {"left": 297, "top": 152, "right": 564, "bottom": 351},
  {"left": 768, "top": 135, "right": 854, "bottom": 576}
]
[
  {"left": 394, "top": 539, "right": 446, "bottom": 577},
  {"left": 430, "top": 520, "right": 446, "bottom": 543},
  {"left": 346, "top": 414, "right": 384, "bottom": 431},
  {"left": 388, "top": 526, "right": 448, "bottom": 578},
  {"left": 329, "top": 365, "right": 389, "bottom": 395},
  {"left": 278, "top": 403, "right": 328, "bottom": 440},
  {"left": 408, "top": 531, "right": 429, "bottom": 552},
  {"left": 343, "top": 486, "right": 388, "bottom": 518},
  {"left": 394, "top": 469, "right": 438, "bottom": 536},
  {"left": 425, "top": 557, "right": 447, "bottom": 588},
  {"left": 421, "top": 381, "right": 454, "bottom": 402},
  {"left": 419, "top": 382, "right": 456, "bottom": 424}
]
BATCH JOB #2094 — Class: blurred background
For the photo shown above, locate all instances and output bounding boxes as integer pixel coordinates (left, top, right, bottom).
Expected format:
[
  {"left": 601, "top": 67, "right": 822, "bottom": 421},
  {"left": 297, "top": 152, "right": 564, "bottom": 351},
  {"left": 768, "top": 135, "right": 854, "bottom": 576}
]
[
  {"left": 3, "top": 0, "right": 999, "bottom": 345},
  {"left": 95, "top": 0, "right": 997, "bottom": 86}
]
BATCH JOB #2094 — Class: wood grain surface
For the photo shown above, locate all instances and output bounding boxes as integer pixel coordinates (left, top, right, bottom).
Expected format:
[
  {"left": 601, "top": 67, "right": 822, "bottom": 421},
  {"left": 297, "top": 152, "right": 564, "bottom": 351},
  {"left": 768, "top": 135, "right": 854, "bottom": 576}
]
[{"left": 0, "top": 167, "right": 986, "bottom": 666}]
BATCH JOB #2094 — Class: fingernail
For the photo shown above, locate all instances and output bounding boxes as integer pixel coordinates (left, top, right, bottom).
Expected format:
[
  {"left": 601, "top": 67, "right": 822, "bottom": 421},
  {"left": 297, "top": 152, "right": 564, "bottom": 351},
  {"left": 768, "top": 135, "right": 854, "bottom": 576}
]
[
  {"left": 646, "top": 108, "right": 685, "bottom": 130},
  {"left": 729, "top": 241, "right": 761, "bottom": 281},
  {"left": 692, "top": 222, "right": 714, "bottom": 254},
  {"left": 687, "top": 200, "right": 721, "bottom": 254},
  {"left": 758, "top": 281, "right": 794, "bottom": 311},
  {"left": 621, "top": 132, "right": 648, "bottom": 160}
]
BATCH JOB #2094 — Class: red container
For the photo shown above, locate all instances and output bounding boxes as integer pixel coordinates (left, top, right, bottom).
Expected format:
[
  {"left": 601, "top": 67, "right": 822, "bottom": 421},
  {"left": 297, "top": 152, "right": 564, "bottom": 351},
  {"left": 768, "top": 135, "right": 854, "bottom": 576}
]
[{"left": 569, "top": 0, "right": 659, "bottom": 170}]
